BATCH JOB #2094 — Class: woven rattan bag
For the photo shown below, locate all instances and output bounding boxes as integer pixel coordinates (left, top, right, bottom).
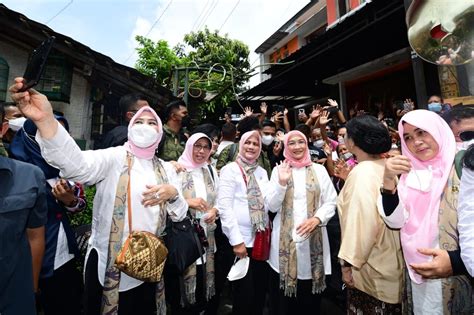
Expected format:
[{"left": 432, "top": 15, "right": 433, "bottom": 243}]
[{"left": 114, "top": 156, "right": 168, "bottom": 282}]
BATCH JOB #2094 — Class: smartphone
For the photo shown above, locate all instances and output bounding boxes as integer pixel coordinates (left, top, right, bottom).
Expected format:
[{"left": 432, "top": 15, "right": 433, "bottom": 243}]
[
  {"left": 403, "top": 102, "right": 411, "bottom": 111},
  {"left": 275, "top": 105, "right": 284, "bottom": 114},
  {"left": 19, "top": 36, "right": 56, "bottom": 92}
]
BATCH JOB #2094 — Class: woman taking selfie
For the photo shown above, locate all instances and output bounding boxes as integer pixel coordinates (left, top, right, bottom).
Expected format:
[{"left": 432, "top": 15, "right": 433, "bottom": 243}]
[
  {"left": 266, "top": 130, "right": 337, "bottom": 314},
  {"left": 380, "top": 110, "right": 473, "bottom": 314},
  {"left": 217, "top": 130, "right": 270, "bottom": 315},
  {"left": 10, "top": 78, "right": 187, "bottom": 315}
]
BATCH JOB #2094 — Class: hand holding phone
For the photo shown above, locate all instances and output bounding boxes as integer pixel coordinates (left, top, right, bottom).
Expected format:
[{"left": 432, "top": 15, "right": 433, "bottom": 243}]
[{"left": 19, "top": 36, "right": 56, "bottom": 92}]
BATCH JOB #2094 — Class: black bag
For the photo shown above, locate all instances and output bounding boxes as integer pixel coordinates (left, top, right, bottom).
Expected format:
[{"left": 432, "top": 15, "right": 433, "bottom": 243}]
[{"left": 164, "top": 216, "right": 205, "bottom": 274}]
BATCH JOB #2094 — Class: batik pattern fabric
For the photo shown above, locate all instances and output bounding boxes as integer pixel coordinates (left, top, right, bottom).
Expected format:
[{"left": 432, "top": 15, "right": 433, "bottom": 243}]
[
  {"left": 279, "top": 166, "right": 325, "bottom": 297},
  {"left": 101, "top": 155, "right": 169, "bottom": 315},
  {"left": 181, "top": 168, "right": 217, "bottom": 305},
  {"left": 236, "top": 157, "right": 266, "bottom": 232}
]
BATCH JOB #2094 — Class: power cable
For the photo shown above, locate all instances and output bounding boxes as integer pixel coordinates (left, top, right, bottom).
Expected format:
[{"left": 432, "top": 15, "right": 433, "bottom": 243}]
[
  {"left": 123, "top": 0, "right": 173, "bottom": 64},
  {"left": 144, "top": 0, "right": 173, "bottom": 38},
  {"left": 218, "top": 0, "right": 240, "bottom": 32},
  {"left": 196, "top": 0, "right": 219, "bottom": 31},
  {"left": 191, "top": 0, "right": 211, "bottom": 31},
  {"left": 45, "top": 0, "right": 73, "bottom": 25}
]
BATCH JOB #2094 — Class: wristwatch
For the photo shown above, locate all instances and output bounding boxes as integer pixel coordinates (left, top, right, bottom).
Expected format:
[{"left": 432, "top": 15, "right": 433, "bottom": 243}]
[{"left": 380, "top": 184, "right": 397, "bottom": 195}]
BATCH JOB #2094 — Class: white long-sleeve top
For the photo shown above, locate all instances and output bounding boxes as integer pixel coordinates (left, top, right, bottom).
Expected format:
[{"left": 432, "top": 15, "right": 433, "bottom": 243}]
[
  {"left": 266, "top": 164, "right": 336, "bottom": 279},
  {"left": 37, "top": 123, "right": 187, "bottom": 291},
  {"left": 177, "top": 165, "right": 219, "bottom": 265},
  {"left": 217, "top": 162, "right": 270, "bottom": 247},
  {"left": 459, "top": 167, "right": 474, "bottom": 277}
]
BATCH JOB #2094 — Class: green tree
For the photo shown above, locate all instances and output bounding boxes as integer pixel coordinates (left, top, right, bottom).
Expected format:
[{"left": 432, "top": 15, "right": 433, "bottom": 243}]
[
  {"left": 135, "top": 35, "right": 187, "bottom": 86},
  {"left": 182, "top": 27, "right": 251, "bottom": 113},
  {"left": 134, "top": 27, "right": 251, "bottom": 115}
]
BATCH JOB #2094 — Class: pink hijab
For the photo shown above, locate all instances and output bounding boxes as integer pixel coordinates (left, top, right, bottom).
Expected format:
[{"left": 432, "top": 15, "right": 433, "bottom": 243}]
[
  {"left": 398, "top": 109, "right": 456, "bottom": 284},
  {"left": 283, "top": 130, "right": 312, "bottom": 168},
  {"left": 177, "top": 133, "right": 212, "bottom": 170},
  {"left": 124, "top": 106, "right": 163, "bottom": 160},
  {"left": 238, "top": 130, "right": 262, "bottom": 164}
]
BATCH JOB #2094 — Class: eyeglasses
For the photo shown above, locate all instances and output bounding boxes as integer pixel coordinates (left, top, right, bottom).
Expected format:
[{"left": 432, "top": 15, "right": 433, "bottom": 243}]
[{"left": 193, "top": 144, "right": 211, "bottom": 152}]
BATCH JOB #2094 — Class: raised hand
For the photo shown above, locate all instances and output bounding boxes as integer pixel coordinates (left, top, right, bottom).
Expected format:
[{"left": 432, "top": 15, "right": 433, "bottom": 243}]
[
  {"left": 319, "top": 110, "right": 332, "bottom": 126},
  {"left": 260, "top": 102, "right": 267, "bottom": 115},
  {"left": 9, "top": 77, "right": 54, "bottom": 124},
  {"left": 276, "top": 130, "right": 285, "bottom": 143},
  {"left": 334, "top": 159, "right": 352, "bottom": 180},
  {"left": 327, "top": 99, "right": 338, "bottom": 108},
  {"left": 244, "top": 106, "right": 253, "bottom": 117},
  {"left": 284, "top": 107, "right": 288, "bottom": 116},
  {"left": 384, "top": 155, "right": 411, "bottom": 181},
  {"left": 405, "top": 98, "right": 415, "bottom": 111},
  {"left": 310, "top": 104, "right": 322, "bottom": 119},
  {"left": 273, "top": 140, "right": 283, "bottom": 156},
  {"left": 322, "top": 142, "right": 332, "bottom": 156},
  {"left": 277, "top": 161, "right": 292, "bottom": 186}
]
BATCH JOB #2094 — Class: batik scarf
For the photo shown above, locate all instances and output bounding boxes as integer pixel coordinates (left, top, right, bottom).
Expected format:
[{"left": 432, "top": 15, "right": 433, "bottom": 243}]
[
  {"left": 279, "top": 166, "right": 326, "bottom": 297},
  {"left": 236, "top": 156, "right": 266, "bottom": 232},
  {"left": 181, "top": 167, "right": 217, "bottom": 305},
  {"left": 101, "top": 154, "right": 169, "bottom": 315}
]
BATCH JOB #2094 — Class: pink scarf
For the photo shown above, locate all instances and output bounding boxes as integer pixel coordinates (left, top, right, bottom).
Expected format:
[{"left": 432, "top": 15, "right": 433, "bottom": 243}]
[
  {"left": 177, "top": 132, "right": 212, "bottom": 171},
  {"left": 238, "top": 130, "right": 262, "bottom": 164},
  {"left": 124, "top": 106, "right": 163, "bottom": 160},
  {"left": 398, "top": 110, "right": 456, "bottom": 283},
  {"left": 283, "top": 130, "right": 312, "bottom": 168}
]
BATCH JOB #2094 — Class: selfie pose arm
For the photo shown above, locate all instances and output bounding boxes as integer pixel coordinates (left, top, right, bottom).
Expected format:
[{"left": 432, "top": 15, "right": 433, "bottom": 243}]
[
  {"left": 10, "top": 78, "right": 119, "bottom": 185},
  {"left": 10, "top": 78, "right": 57, "bottom": 138}
]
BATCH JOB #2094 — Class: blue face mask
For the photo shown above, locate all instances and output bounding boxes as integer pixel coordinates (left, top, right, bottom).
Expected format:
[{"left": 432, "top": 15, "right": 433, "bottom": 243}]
[{"left": 428, "top": 102, "right": 442, "bottom": 112}]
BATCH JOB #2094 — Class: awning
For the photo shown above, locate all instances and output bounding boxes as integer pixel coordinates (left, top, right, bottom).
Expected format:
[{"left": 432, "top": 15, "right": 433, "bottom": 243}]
[{"left": 241, "top": 0, "right": 408, "bottom": 103}]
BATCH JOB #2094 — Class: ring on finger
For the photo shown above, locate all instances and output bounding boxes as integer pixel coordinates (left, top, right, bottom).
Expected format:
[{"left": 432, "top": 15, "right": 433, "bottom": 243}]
[{"left": 154, "top": 192, "right": 160, "bottom": 199}]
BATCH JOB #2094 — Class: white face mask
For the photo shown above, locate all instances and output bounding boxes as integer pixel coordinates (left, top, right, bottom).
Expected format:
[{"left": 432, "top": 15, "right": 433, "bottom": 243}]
[
  {"left": 342, "top": 152, "right": 353, "bottom": 161},
  {"left": 261, "top": 135, "right": 274, "bottom": 146},
  {"left": 313, "top": 139, "right": 324, "bottom": 148},
  {"left": 128, "top": 124, "right": 159, "bottom": 148},
  {"left": 7, "top": 117, "right": 26, "bottom": 132}
]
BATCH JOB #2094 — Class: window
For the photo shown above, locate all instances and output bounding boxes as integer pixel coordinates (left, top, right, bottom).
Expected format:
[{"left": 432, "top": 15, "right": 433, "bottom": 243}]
[
  {"left": 0, "top": 57, "right": 9, "bottom": 101},
  {"left": 337, "top": 0, "right": 348, "bottom": 17},
  {"left": 36, "top": 55, "right": 72, "bottom": 102}
]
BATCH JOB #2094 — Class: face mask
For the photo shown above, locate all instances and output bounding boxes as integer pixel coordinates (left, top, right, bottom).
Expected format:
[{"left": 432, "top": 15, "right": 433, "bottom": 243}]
[
  {"left": 261, "top": 135, "right": 274, "bottom": 146},
  {"left": 428, "top": 102, "right": 442, "bottom": 113},
  {"left": 338, "top": 136, "right": 345, "bottom": 144},
  {"left": 326, "top": 131, "right": 335, "bottom": 139},
  {"left": 405, "top": 166, "right": 433, "bottom": 192},
  {"left": 129, "top": 124, "right": 159, "bottom": 148},
  {"left": 314, "top": 139, "right": 324, "bottom": 148},
  {"left": 342, "top": 152, "right": 353, "bottom": 161},
  {"left": 181, "top": 115, "right": 191, "bottom": 127},
  {"left": 7, "top": 117, "right": 26, "bottom": 132}
]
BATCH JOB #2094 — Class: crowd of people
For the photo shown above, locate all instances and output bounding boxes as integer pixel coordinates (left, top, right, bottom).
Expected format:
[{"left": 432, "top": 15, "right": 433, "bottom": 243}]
[{"left": 1, "top": 76, "right": 474, "bottom": 315}]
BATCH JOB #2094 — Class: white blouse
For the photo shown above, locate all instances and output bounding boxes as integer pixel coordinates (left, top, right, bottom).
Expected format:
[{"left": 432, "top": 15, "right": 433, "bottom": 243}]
[
  {"left": 177, "top": 165, "right": 219, "bottom": 265},
  {"left": 37, "top": 123, "right": 187, "bottom": 291},
  {"left": 217, "top": 161, "right": 270, "bottom": 247},
  {"left": 266, "top": 163, "right": 337, "bottom": 279}
]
